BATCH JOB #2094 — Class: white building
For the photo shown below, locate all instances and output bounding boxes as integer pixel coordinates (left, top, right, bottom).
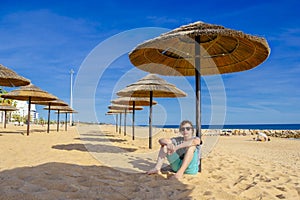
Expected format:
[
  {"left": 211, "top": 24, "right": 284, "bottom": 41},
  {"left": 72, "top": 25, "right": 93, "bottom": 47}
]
[{"left": 9, "top": 100, "right": 39, "bottom": 122}]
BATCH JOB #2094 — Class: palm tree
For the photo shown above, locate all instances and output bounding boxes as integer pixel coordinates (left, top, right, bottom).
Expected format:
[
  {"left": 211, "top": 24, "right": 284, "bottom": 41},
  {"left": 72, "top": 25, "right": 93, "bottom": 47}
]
[{"left": 0, "top": 87, "right": 14, "bottom": 105}]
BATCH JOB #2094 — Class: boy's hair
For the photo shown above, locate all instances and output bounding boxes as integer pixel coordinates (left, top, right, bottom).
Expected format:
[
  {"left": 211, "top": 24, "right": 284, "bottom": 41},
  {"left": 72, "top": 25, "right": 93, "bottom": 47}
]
[{"left": 179, "top": 120, "right": 194, "bottom": 134}]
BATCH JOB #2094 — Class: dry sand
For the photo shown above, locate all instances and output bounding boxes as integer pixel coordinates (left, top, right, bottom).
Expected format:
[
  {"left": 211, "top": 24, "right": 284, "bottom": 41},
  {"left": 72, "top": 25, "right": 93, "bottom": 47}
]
[{"left": 0, "top": 123, "right": 299, "bottom": 200}]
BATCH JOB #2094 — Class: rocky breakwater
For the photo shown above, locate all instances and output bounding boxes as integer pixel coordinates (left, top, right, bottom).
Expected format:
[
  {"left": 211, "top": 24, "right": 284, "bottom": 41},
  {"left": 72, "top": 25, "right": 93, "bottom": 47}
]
[
  {"left": 227, "top": 129, "right": 300, "bottom": 139},
  {"left": 266, "top": 130, "right": 300, "bottom": 139}
]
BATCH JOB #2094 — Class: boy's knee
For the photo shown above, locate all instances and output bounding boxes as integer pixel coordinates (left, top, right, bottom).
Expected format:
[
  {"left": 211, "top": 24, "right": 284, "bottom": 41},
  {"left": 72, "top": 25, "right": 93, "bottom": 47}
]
[{"left": 161, "top": 145, "right": 168, "bottom": 153}]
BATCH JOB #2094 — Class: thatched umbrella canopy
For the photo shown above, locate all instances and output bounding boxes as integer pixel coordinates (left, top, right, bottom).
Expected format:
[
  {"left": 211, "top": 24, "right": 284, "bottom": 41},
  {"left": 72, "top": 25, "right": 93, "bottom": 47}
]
[
  {"left": 111, "top": 97, "right": 157, "bottom": 140},
  {"left": 106, "top": 110, "right": 131, "bottom": 114},
  {"left": 108, "top": 104, "right": 143, "bottom": 111},
  {"left": 111, "top": 97, "right": 158, "bottom": 106},
  {"left": 0, "top": 103, "right": 18, "bottom": 128},
  {"left": 117, "top": 74, "right": 186, "bottom": 98},
  {"left": 108, "top": 104, "right": 143, "bottom": 136},
  {"left": 129, "top": 21, "right": 270, "bottom": 76},
  {"left": 128, "top": 21, "right": 270, "bottom": 170},
  {"left": 43, "top": 105, "right": 74, "bottom": 132},
  {"left": 0, "top": 64, "right": 30, "bottom": 87},
  {"left": 117, "top": 73, "right": 186, "bottom": 149},
  {"left": 32, "top": 99, "right": 68, "bottom": 133},
  {"left": 1, "top": 84, "right": 57, "bottom": 135}
]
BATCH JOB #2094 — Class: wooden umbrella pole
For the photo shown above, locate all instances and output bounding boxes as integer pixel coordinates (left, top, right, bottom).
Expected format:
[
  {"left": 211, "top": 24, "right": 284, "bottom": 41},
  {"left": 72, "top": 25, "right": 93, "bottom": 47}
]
[
  {"left": 65, "top": 113, "right": 67, "bottom": 131},
  {"left": 132, "top": 101, "right": 135, "bottom": 140},
  {"left": 195, "top": 35, "right": 202, "bottom": 172},
  {"left": 27, "top": 96, "right": 31, "bottom": 136},
  {"left": 124, "top": 109, "right": 127, "bottom": 136},
  {"left": 119, "top": 113, "right": 122, "bottom": 134},
  {"left": 116, "top": 114, "right": 118, "bottom": 133},
  {"left": 47, "top": 103, "right": 51, "bottom": 133},
  {"left": 149, "top": 91, "right": 153, "bottom": 149},
  {"left": 57, "top": 110, "right": 60, "bottom": 132},
  {"left": 4, "top": 110, "right": 7, "bottom": 128},
  {"left": 195, "top": 35, "right": 201, "bottom": 138}
]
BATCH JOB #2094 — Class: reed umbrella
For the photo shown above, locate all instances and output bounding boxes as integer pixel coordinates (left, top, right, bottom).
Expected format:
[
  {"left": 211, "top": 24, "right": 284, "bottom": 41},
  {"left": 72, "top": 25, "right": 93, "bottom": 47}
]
[
  {"left": 0, "top": 64, "right": 30, "bottom": 87},
  {"left": 1, "top": 84, "right": 57, "bottom": 135},
  {"left": 105, "top": 111, "right": 119, "bottom": 133},
  {"left": 111, "top": 97, "right": 157, "bottom": 140},
  {"left": 129, "top": 21, "right": 270, "bottom": 170},
  {"left": 107, "top": 109, "right": 133, "bottom": 134},
  {"left": 129, "top": 21, "right": 270, "bottom": 139},
  {"left": 117, "top": 73, "right": 186, "bottom": 149},
  {"left": 55, "top": 109, "right": 77, "bottom": 131},
  {"left": 108, "top": 104, "right": 143, "bottom": 136},
  {"left": 32, "top": 99, "right": 68, "bottom": 133},
  {"left": 0, "top": 103, "right": 18, "bottom": 128},
  {"left": 106, "top": 109, "right": 133, "bottom": 133},
  {"left": 44, "top": 105, "right": 74, "bottom": 132}
]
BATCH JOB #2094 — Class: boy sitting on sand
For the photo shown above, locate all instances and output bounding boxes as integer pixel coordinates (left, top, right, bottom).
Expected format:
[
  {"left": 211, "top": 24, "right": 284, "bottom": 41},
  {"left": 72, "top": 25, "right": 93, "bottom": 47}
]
[{"left": 147, "top": 120, "right": 201, "bottom": 179}]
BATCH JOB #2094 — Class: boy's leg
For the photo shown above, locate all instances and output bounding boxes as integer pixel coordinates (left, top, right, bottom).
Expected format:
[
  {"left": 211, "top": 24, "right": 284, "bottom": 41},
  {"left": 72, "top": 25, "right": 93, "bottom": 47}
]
[
  {"left": 147, "top": 145, "right": 168, "bottom": 174},
  {"left": 173, "top": 146, "right": 196, "bottom": 179}
]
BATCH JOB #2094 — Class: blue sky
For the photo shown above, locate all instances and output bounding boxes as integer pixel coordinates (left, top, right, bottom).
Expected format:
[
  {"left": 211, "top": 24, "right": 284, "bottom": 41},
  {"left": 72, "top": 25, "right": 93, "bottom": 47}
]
[{"left": 0, "top": 0, "right": 299, "bottom": 125}]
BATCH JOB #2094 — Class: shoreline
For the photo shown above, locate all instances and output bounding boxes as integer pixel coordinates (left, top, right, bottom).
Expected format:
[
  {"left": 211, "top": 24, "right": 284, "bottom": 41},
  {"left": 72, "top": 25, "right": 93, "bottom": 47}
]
[{"left": 107, "top": 123, "right": 300, "bottom": 139}]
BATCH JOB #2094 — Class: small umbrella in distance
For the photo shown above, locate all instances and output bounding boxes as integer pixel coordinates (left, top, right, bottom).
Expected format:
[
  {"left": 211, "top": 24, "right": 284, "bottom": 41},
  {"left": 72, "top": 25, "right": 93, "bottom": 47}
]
[
  {"left": 106, "top": 109, "right": 133, "bottom": 133},
  {"left": 32, "top": 99, "right": 68, "bottom": 133},
  {"left": 107, "top": 109, "right": 133, "bottom": 134},
  {"left": 55, "top": 109, "right": 77, "bottom": 131},
  {"left": 44, "top": 105, "right": 74, "bottom": 132},
  {"left": 111, "top": 97, "right": 157, "bottom": 140},
  {"left": 108, "top": 104, "right": 143, "bottom": 136},
  {"left": 0, "top": 102, "right": 18, "bottom": 128}
]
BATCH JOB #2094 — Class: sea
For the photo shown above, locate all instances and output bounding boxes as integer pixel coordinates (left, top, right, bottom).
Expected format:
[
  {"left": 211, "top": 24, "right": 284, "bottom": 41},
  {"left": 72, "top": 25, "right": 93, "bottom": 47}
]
[{"left": 144, "top": 124, "right": 300, "bottom": 130}]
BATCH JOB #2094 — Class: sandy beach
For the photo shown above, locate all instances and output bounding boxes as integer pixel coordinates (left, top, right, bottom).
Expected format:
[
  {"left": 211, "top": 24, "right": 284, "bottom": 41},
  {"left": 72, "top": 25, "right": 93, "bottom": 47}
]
[{"left": 0, "top": 124, "right": 299, "bottom": 200}]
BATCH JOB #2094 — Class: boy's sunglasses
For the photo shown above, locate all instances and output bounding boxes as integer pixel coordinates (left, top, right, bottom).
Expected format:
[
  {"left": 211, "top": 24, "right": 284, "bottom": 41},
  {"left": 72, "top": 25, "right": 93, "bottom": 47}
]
[{"left": 180, "top": 127, "right": 192, "bottom": 132}]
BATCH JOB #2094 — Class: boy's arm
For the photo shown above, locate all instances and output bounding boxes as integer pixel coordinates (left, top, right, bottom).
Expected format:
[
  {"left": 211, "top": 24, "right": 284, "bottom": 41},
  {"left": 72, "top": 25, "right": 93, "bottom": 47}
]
[
  {"left": 158, "top": 138, "right": 172, "bottom": 146},
  {"left": 175, "top": 137, "right": 200, "bottom": 151}
]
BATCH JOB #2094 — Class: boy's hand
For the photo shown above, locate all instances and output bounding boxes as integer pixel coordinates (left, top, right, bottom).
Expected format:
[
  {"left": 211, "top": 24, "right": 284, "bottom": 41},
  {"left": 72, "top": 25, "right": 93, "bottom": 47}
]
[{"left": 166, "top": 143, "right": 176, "bottom": 154}]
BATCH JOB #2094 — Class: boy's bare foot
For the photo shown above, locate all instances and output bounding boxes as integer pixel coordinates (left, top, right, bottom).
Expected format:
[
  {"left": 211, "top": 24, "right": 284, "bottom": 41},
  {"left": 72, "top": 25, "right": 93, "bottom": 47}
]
[
  {"left": 169, "top": 172, "right": 183, "bottom": 179},
  {"left": 146, "top": 168, "right": 161, "bottom": 175}
]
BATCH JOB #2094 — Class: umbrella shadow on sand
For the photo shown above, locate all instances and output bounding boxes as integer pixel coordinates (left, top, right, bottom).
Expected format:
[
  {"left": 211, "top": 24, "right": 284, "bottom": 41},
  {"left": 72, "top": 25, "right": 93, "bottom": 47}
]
[
  {"left": 52, "top": 143, "right": 137, "bottom": 153},
  {"left": 0, "top": 130, "right": 23, "bottom": 135},
  {"left": 127, "top": 156, "right": 174, "bottom": 174},
  {"left": 0, "top": 162, "right": 191, "bottom": 199},
  {"left": 74, "top": 137, "right": 127, "bottom": 143}
]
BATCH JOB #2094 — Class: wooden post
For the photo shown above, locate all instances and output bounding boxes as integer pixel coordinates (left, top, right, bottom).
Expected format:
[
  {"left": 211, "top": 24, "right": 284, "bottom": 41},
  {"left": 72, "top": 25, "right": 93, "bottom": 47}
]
[
  {"left": 47, "top": 103, "right": 51, "bottom": 133},
  {"left": 149, "top": 91, "right": 153, "bottom": 149},
  {"left": 132, "top": 101, "right": 135, "bottom": 140},
  {"left": 4, "top": 110, "right": 7, "bottom": 129},
  {"left": 57, "top": 110, "right": 60, "bottom": 132},
  {"left": 65, "top": 113, "right": 67, "bottom": 131},
  {"left": 115, "top": 114, "right": 118, "bottom": 133},
  {"left": 195, "top": 35, "right": 202, "bottom": 172},
  {"left": 26, "top": 97, "right": 31, "bottom": 136},
  {"left": 124, "top": 109, "right": 127, "bottom": 136},
  {"left": 119, "top": 113, "right": 122, "bottom": 134}
]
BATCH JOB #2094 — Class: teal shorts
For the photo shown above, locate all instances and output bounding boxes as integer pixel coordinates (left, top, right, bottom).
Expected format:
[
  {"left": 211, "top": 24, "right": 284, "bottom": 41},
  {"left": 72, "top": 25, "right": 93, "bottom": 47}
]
[{"left": 166, "top": 148, "right": 199, "bottom": 174}]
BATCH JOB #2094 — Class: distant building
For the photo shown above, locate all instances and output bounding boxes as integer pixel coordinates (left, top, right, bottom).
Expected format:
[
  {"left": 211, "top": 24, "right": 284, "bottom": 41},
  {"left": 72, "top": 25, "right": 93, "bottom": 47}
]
[{"left": 9, "top": 100, "right": 39, "bottom": 122}]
